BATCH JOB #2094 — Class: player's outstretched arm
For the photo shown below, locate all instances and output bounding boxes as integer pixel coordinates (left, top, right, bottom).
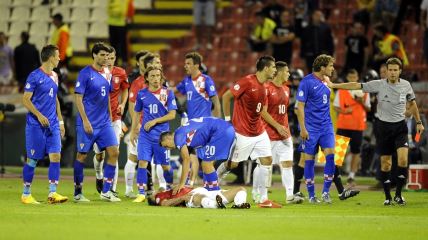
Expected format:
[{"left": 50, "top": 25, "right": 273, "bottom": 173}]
[
  {"left": 408, "top": 100, "right": 425, "bottom": 134},
  {"left": 174, "top": 145, "right": 191, "bottom": 195},
  {"left": 22, "top": 92, "right": 49, "bottom": 127},
  {"left": 327, "top": 81, "right": 362, "bottom": 90},
  {"left": 160, "top": 195, "right": 188, "bottom": 207},
  {"left": 210, "top": 95, "right": 222, "bottom": 118},
  {"left": 222, "top": 90, "right": 233, "bottom": 121}
]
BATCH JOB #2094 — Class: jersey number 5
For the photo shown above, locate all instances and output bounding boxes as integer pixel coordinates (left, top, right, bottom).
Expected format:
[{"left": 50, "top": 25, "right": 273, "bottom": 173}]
[{"left": 101, "top": 86, "right": 106, "bottom": 96}]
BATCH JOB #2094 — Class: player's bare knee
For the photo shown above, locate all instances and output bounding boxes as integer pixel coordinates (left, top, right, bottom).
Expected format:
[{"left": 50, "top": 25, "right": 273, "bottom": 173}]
[
  {"left": 129, "top": 154, "right": 137, "bottom": 162},
  {"left": 49, "top": 153, "right": 61, "bottom": 163},
  {"left": 380, "top": 158, "right": 392, "bottom": 172},
  {"left": 76, "top": 152, "right": 87, "bottom": 162},
  {"left": 138, "top": 160, "right": 148, "bottom": 168},
  {"left": 260, "top": 156, "right": 272, "bottom": 166},
  {"left": 397, "top": 158, "right": 408, "bottom": 168},
  {"left": 282, "top": 161, "right": 292, "bottom": 168},
  {"left": 229, "top": 161, "right": 239, "bottom": 169},
  {"left": 95, "top": 152, "right": 104, "bottom": 161},
  {"left": 161, "top": 165, "right": 170, "bottom": 171}
]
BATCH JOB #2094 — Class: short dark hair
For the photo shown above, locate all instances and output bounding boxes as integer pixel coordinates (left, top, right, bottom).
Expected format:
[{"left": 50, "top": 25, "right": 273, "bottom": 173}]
[
  {"left": 256, "top": 55, "right": 275, "bottom": 72},
  {"left": 185, "top": 52, "right": 203, "bottom": 66},
  {"left": 51, "top": 13, "right": 63, "bottom": 22},
  {"left": 159, "top": 131, "right": 172, "bottom": 146},
  {"left": 143, "top": 54, "right": 156, "bottom": 69},
  {"left": 135, "top": 50, "right": 150, "bottom": 63},
  {"left": 275, "top": 61, "right": 288, "bottom": 71},
  {"left": 41, "top": 44, "right": 59, "bottom": 62},
  {"left": 312, "top": 54, "right": 334, "bottom": 72},
  {"left": 374, "top": 24, "right": 388, "bottom": 35},
  {"left": 20, "top": 31, "right": 29, "bottom": 42},
  {"left": 91, "top": 42, "right": 110, "bottom": 59},
  {"left": 386, "top": 57, "right": 403, "bottom": 70}
]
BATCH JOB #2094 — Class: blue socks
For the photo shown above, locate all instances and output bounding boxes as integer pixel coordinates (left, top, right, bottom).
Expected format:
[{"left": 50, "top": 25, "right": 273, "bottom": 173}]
[
  {"left": 102, "top": 163, "right": 116, "bottom": 194},
  {"left": 203, "top": 171, "right": 220, "bottom": 191},
  {"left": 22, "top": 158, "right": 37, "bottom": 195},
  {"left": 137, "top": 167, "right": 147, "bottom": 194},
  {"left": 323, "top": 154, "right": 335, "bottom": 194},
  {"left": 74, "top": 160, "right": 84, "bottom": 196},
  {"left": 163, "top": 167, "right": 173, "bottom": 190},
  {"left": 48, "top": 162, "right": 60, "bottom": 193},
  {"left": 304, "top": 159, "right": 315, "bottom": 198}
]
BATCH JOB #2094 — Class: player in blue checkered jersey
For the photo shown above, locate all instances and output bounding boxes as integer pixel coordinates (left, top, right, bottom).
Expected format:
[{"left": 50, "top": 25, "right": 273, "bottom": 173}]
[
  {"left": 296, "top": 54, "right": 336, "bottom": 204},
  {"left": 73, "top": 42, "right": 120, "bottom": 202},
  {"left": 21, "top": 45, "right": 68, "bottom": 204},
  {"left": 129, "top": 66, "right": 177, "bottom": 203}
]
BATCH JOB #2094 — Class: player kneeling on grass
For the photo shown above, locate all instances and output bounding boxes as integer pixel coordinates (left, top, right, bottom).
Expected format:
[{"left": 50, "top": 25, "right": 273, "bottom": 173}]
[
  {"left": 147, "top": 186, "right": 250, "bottom": 209},
  {"left": 130, "top": 66, "right": 177, "bottom": 203},
  {"left": 159, "top": 117, "right": 235, "bottom": 196},
  {"left": 21, "top": 45, "right": 68, "bottom": 204}
]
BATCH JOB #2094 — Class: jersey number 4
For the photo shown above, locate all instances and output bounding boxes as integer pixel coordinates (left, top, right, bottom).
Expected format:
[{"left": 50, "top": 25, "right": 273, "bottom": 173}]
[{"left": 48, "top": 88, "right": 54, "bottom": 97}]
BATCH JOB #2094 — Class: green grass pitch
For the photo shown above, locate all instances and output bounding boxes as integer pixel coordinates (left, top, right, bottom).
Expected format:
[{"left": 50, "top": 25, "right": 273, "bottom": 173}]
[{"left": 1, "top": 167, "right": 428, "bottom": 240}]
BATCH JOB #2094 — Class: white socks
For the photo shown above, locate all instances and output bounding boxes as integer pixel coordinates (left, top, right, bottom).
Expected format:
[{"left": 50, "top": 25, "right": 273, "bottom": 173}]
[
  {"left": 216, "top": 162, "right": 230, "bottom": 183},
  {"left": 234, "top": 190, "right": 247, "bottom": 206},
  {"left": 112, "top": 161, "right": 119, "bottom": 191},
  {"left": 124, "top": 159, "right": 137, "bottom": 193},
  {"left": 156, "top": 165, "right": 167, "bottom": 189},
  {"left": 257, "top": 164, "right": 271, "bottom": 202},
  {"left": 252, "top": 165, "right": 260, "bottom": 199},
  {"left": 349, "top": 172, "right": 355, "bottom": 179},
  {"left": 281, "top": 166, "right": 294, "bottom": 198},
  {"left": 93, "top": 155, "right": 104, "bottom": 180}
]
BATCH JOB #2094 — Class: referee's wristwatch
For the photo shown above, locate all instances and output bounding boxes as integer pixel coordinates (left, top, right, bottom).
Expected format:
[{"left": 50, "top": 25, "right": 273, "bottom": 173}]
[{"left": 416, "top": 121, "right": 423, "bottom": 125}]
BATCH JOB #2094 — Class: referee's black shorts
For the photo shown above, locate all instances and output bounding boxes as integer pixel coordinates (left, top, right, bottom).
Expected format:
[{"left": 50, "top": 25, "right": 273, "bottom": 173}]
[
  {"left": 375, "top": 119, "right": 408, "bottom": 156},
  {"left": 336, "top": 129, "right": 363, "bottom": 154}
]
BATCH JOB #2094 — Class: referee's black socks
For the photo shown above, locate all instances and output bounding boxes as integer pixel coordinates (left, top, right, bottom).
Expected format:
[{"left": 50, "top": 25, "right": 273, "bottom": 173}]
[
  {"left": 395, "top": 167, "right": 408, "bottom": 197},
  {"left": 381, "top": 171, "right": 392, "bottom": 200},
  {"left": 293, "top": 165, "right": 304, "bottom": 194},
  {"left": 333, "top": 165, "right": 345, "bottom": 194}
]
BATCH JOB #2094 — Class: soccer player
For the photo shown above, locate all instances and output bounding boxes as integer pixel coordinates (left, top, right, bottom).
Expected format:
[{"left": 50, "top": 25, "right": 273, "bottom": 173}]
[
  {"left": 173, "top": 51, "right": 221, "bottom": 186},
  {"left": 21, "top": 44, "right": 68, "bottom": 204},
  {"left": 159, "top": 117, "right": 235, "bottom": 195},
  {"left": 326, "top": 57, "right": 425, "bottom": 205},
  {"left": 259, "top": 61, "right": 303, "bottom": 204},
  {"left": 217, "top": 55, "right": 277, "bottom": 207},
  {"left": 124, "top": 50, "right": 150, "bottom": 198},
  {"left": 73, "top": 42, "right": 120, "bottom": 202},
  {"left": 296, "top": 54, "right": 336, "bottom": 204},
  {"left": 93, "top": 47, "right": 129, "bottom": 195},
  {"left": 147, "top": 186, "right": 250, "bottom": 209},
  {"left": 130, "top": 66, "right": 177, "bottom": 203}
]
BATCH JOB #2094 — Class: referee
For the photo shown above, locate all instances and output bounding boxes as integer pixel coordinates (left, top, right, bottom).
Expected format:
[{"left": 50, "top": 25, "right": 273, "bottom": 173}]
[{"left": 327, "top": 57, "right": 424, "bottom": 205}]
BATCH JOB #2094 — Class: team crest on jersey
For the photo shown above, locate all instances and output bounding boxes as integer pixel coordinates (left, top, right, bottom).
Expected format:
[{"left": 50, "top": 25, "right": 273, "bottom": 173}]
[
  {"left": 159, "top": 93, "right": 167, "bottom": 102},
  {"left": 25, "top": 83, "right": 31, "bottom": 89},
  {"left": 285, "top": 91, "right": 289, "bottom": 97},
  {"left": 210, "top": 85, "right": 215, "bottom": 91},
  {"left": 114, "top": 77, "right": 119, "bottom": 84},
  {"left": 186, "top": 129, "right": 197, "bottom": 145},
  {"left": 129, "top": 92, "right": 134, "bottom": 98},
  {"left": 234, "top": 84, "right": 240, "bottom": 90},
  {"left": 76, "top": 81, "right": 80, "bottom": 88},
  {"left": 80, "top": 143, "right": 85, "bottom": 149},
  {"left": 299, "top": 90, "right": 304, "bottom": 97},
  {"left": 30, "top": 149, "right": 35, "bottom": 155}
]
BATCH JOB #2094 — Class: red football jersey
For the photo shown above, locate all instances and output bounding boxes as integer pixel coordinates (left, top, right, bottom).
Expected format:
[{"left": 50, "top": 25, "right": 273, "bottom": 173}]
[
  {"left": 264, "top": 82, "right": 291, "bottom": 141},
  {"left": 110, "top": 66, "right": 129, "bottom": 121},
  {"left": 129, "top": 75, "right": 146, "bottom": 103},
  {"left": 230, "top": 74, "right": 267, "bottom": 137},
  {"left": 154, "top": 187, "right": 193, "bottom": 206}
]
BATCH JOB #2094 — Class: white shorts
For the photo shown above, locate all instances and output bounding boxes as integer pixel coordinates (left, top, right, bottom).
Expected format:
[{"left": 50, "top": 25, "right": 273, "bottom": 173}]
[
  {"left": 94, "top": 120, "right": 122, "bottom": 154},
  {"left": 231, "top": 131, "right": 272, "bottom": 163},
  {"left": 271, "top": 138, "right": 293, "bottom": 165},
  {"left": 185, "top": 187, "right": 227, "bottom": 208}
]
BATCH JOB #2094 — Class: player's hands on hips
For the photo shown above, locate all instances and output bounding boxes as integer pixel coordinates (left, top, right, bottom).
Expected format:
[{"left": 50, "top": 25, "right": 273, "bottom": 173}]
[
  {"left": 300, "top": 128, "right": 309, "bottom": 140},
  {"left": 276, "top": 125, "right": 289, "bottom": 138},
  {"left": 83, "top": 120, "right": 93, "bottom": 134},
  {"left": 144, "top": 120, "right": 157, "bottom": 131},
  {"left": 59, "top": 124, "right": 65, "bottom": 138},
  {"left": 417, "top": 123, "right": 425, "bottom": 134},
  {"left": 37, "top": 114, "right": 50, "bottom": 127},
  {"left": 173, "top": 184, "right": 184, "bottom": 195}
]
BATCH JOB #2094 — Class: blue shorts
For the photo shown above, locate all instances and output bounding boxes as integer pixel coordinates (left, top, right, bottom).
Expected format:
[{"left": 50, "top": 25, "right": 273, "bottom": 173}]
[
  {"left": 137, "top": 134, "right": 169, "bottom": 165},
  {"left": 197, "top": 124, "right": 236, "bottom": 161},
  {"left": 26, "top": 124, "right": 61, "bottom": 160},
  {"left": 300, "top": 128, "right": 335, "bottom": 156},
  {"left": 76, "top": 125, "right": 118, "bottom": 153}
]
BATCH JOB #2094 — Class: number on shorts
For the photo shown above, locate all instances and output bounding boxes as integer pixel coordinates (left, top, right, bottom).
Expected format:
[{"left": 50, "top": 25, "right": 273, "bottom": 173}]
[
  {"left": 205, "top": 145, "right": 216, "bottom": 156},
  {"left": 256, "top": 102, "right": 262, "bottom": 113},
  {"left": 149, "top": 104, "right": 158, "bottom": 114},
  {"left": 278, "top": 104, "right": 286, "bottom": 114},
  {"left": 101, "top": 86, "right": 106, "bottom": 96}
]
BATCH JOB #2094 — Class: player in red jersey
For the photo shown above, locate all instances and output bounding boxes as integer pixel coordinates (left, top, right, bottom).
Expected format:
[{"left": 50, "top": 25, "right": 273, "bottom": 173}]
[
  {"left": 217, "top": 56, "right": 280, "bottom": 208},
  {"left": 260, "top": 61, "right": 303, "bottom": 204},
  {"left": 147, "top": 186, "right": 250, "bottom": 209},
  {"left": 92, "top": 47, "right": 129, "bottom": 196}
]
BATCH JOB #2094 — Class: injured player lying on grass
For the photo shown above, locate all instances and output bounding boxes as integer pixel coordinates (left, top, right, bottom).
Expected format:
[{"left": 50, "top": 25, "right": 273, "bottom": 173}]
[{"left": 147, "top": 186, "right": 251, "bottom": 209}]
